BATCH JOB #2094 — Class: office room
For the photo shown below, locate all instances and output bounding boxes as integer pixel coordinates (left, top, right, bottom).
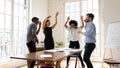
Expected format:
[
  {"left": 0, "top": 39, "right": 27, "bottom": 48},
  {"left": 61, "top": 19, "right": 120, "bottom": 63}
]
[{"left": 0, "top": 0, "right": 120, "bottom": 68}]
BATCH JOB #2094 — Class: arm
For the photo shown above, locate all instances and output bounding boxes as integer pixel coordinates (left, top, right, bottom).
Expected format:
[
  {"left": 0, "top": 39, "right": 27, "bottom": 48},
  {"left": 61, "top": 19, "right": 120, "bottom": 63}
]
[
  {"left": 64, "top": 16, "right": 70, "bottom": 28},
  {"left": 31, "top": 25, "right": 39, "bottom": 44},
  {"left": 52, "top": 12, "right": 59, "bottom": 29},
  {"left": 83, "top": 24, "right": 95, "bottom": 36},
  {"left": 36, "top": 21, "right": 41, "bottom": 34},
  {"left": 80, "top": 16, "right": 84, "bottom": 29},
  {"left": 32, "top": 34, "right": 39, "bottom": 44},
  {"left": 42, "top": 16, "right": 51, "bottom": 31}
]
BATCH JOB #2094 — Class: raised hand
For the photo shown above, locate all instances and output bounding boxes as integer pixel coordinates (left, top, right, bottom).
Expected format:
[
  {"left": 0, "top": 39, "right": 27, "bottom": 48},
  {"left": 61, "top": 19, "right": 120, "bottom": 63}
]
[
  {"left": 67, "top": 16, "right": 70, "bottom": 21},
  {"left": 55, "top": 12, "right": 59, "bottom": 18},
  {"left": 80, "top": 16, "right": 85, "bottom": 28},
  {"left": 80, "top": 16, "right": 83, "bottom": 21}
]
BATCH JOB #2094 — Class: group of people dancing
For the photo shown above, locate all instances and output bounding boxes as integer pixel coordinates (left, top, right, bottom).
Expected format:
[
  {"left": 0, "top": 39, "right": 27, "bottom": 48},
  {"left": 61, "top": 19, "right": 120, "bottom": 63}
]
[{"left": 26, "top": 12, "right": 96, "bottom": 68}]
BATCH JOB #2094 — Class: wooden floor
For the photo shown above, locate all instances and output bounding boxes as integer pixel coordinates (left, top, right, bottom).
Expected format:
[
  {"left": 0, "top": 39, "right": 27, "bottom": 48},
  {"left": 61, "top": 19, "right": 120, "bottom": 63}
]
[{"left": 19, "top": 59, "right": 112, "bottom": 68}]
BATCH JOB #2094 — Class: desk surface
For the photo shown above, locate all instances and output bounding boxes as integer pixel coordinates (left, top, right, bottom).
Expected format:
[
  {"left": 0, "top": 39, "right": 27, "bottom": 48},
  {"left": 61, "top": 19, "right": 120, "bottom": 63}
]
[{"left": 10, "top": 48, "right": 82, "bottom": 62}]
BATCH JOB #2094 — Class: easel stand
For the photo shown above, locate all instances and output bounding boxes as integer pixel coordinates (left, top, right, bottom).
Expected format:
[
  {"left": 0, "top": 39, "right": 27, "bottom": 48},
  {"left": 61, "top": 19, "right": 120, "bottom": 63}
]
[{"left": 103, "top": 48, "right": 113, "bottom": 60}]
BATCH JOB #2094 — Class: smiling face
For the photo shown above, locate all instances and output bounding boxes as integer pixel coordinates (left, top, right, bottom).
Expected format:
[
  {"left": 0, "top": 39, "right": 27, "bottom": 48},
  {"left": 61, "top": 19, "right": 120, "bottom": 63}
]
[
  {"left": 70, "top": 23, "right": 76, "bottom": 28},
  {"left": 84, "top": 13, "right": 94, "bottom": 23},
  {"left": 84, "top": 16, "right": 91, "bottom": 23}
]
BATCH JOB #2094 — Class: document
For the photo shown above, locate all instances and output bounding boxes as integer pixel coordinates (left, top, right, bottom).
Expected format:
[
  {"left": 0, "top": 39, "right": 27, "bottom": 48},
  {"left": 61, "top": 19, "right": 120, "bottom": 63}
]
[{"left": 40, "top": 54, "right": 52, "bottom": 58}]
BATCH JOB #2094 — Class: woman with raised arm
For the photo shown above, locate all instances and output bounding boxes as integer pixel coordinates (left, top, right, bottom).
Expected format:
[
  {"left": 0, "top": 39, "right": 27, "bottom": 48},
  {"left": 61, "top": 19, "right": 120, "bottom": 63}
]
[
  {"left": 43, "top": 12, "right": 59, "bottom": 50},
  {"left": 64, "top": 16, "right": 85, "bottom": 68}
]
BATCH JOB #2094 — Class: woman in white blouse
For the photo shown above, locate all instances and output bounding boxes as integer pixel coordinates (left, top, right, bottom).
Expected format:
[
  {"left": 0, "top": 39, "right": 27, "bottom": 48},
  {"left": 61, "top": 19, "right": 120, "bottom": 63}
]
[{"left": 64, "top": 16, "right": 85, "bottom": 68}]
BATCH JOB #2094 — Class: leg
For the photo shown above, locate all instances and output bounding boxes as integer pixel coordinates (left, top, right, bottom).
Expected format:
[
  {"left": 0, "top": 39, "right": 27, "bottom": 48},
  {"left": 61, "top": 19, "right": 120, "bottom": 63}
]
[
  {"left": 27, "top": 41, "right": 36, "bottom": 68},
  {"left": 74, "top": 41, "right": 85, "bottom": 67},
  {"left": 67, "top": 56, "right": 71, "bottom": 65},
  {"left": 83, "top": 43, "right": 95, "bottom": 68},
  {"left": 75, "top": 53, "right": 78, "bottom": 68},
  {"left": 78, "top": 54, "right": 85, "bottom": 66},
  {"left": 27, "top": 60, "right": 31, "bottom": 68},
  {"left": 66, "top": 41, "right": 75, "bottom": 68},
  {"left": 66, "top": 41, "right": 74, "bottom": 65},
  {"left": 56, "top": 60, "right": 62, "bottom": 68}
]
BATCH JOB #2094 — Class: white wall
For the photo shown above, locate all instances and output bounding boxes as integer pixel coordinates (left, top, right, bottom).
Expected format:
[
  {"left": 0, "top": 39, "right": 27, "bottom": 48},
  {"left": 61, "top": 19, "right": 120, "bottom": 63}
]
[
  {"left": 32, "top": 0, "right": 48, "bottom": 42},
  {"left": 48, "top": 0, "right": 65, "bottom": 42},
  {"left": 103, "top": 0, "right": 120, "bottom": 24},
  {"left": 32, "top": 0, "right": 48, "bottom": 19},
  {"left": 102, "top": 0, "right": 120, "bottom": 43},
  {"left": 102, "top": 0, "right": 120, "bottom": 37},
  {"left": 101, "top": 0, "right": 120, "bottom": 36},
  {"left": 101, "top": 0, "right": 120, "bottom": 60}
]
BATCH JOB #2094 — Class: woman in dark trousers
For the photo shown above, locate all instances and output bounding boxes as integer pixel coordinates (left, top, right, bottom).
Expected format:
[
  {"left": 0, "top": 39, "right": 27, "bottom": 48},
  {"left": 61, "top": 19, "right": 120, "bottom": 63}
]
[
  {"left": 64, "top": 16, "right": 85, "bottom": 68},
  {"left": 42, "top": 12, "right": 59, "bottom": 50}
]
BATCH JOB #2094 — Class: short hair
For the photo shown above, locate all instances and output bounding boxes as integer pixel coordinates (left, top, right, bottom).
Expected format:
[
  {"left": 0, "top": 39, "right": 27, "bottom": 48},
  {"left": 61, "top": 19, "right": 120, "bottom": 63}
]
[
  {"left": 69, "top": 20, "right": 78, "bottom": 27},
  {"left": 86, "top": 13, "right": 94, "bottom": 21},
  {"left": 32, "top": 17, "right": 39, "bottom": 22}
]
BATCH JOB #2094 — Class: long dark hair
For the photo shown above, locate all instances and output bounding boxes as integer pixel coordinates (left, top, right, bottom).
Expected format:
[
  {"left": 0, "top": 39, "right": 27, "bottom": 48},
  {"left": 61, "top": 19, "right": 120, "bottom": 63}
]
[{"left": 45, "top": 20, "right": 50, "bottom": 27}]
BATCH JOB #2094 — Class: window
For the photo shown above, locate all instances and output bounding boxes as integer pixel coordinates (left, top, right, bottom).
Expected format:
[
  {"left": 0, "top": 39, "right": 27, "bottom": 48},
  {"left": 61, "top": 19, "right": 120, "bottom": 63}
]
[
  {"left": 65, "top": 0, "right": 101, "bottom": 60},
  {"left": 0, "top": 0, "right": 31, "bottom": 62},
  {"left": 13, "top": 0, "right": 29, "bottom": 55}
]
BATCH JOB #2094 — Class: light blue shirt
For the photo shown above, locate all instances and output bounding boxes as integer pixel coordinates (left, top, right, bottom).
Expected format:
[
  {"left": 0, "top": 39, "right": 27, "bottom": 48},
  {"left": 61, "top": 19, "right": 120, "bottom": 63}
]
[
  {"left": 27, "top": 22, "right": 37, "bottom": 43},
  {"left": 84, "top": 22, "right": 96, "bottom": 43}
]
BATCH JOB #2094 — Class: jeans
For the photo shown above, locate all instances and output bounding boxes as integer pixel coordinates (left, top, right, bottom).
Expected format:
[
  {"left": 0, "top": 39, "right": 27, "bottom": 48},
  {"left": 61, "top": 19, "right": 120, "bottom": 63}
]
[{"left": 67, "top": 41, "right": 84, "bottom": 66}]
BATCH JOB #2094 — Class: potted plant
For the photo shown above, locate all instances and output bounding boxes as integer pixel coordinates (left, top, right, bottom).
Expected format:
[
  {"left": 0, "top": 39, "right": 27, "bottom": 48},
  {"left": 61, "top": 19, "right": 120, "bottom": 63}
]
[{"left": 56, "top": 42, "right": 64, "bottom": 48}]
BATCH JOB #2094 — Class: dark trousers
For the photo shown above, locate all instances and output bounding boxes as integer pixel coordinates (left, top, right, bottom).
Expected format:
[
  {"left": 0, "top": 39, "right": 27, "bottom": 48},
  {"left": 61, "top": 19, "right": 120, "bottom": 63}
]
[
  {"left": 44, "top": 39, "right": 54, "bottom": 50},
  {"left": 27, "top": 41, "right": 36, "bottom": 68},
  {"left": 67, "top": 41, "right": 84, "bottom": 66},
  {"left": 83, "top": 43, "right": 96, "bottom": 68},
  {"left": 44, "top": 41, "right": 54, "bottom": 50}
]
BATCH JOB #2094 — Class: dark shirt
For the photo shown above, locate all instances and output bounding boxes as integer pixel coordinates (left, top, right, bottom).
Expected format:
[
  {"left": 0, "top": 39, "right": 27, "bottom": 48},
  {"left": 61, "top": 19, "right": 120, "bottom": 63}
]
[{"left": 44, "top": 27, "right": 54, "bottom": 49}]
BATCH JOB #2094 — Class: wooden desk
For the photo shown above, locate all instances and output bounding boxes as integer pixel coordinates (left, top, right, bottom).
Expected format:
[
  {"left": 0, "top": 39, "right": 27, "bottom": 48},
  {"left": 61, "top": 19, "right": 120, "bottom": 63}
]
[{"left": 10, "top": 48, "right": 82, "bottom": 68}]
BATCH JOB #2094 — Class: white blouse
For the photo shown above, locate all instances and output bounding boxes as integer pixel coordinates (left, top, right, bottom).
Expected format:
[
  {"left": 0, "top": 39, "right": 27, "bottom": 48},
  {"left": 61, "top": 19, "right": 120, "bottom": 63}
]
[{"left": 67, "top": 27, "right": 81, "bottom": 41}]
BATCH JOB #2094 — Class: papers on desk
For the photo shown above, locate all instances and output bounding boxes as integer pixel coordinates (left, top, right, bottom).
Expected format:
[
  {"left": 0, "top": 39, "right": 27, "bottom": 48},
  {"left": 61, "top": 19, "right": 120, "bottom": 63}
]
[
  {"left": 44, "top": 48, "right": 82, "bottom": 52},
  {"left": 40, "top": 54, "right": 52, "bottom": 58},
  {"left": 45, "top": 50, "right": 58, "bottom": 52},
  {"left": 68, "top": 49, "right": 82, "bottom": 52},
  {"left": 44, "top": 48, "right": 70, "bottom": 52}
]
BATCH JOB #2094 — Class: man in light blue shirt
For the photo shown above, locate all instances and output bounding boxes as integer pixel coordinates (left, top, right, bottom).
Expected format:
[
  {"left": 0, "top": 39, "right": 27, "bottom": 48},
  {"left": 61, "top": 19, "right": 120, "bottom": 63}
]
[
  {"left": 81, "top": 13, "right": 96, "bottom": 68},
  {"left": 84, "top": 21, "right": 96, "bottom": 43}
]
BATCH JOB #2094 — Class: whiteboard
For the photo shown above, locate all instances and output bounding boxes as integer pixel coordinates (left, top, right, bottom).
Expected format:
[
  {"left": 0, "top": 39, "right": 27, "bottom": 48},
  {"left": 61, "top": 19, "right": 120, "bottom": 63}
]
[{"left": 106, "top": 21, "right": 120, "bottom": 48}]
